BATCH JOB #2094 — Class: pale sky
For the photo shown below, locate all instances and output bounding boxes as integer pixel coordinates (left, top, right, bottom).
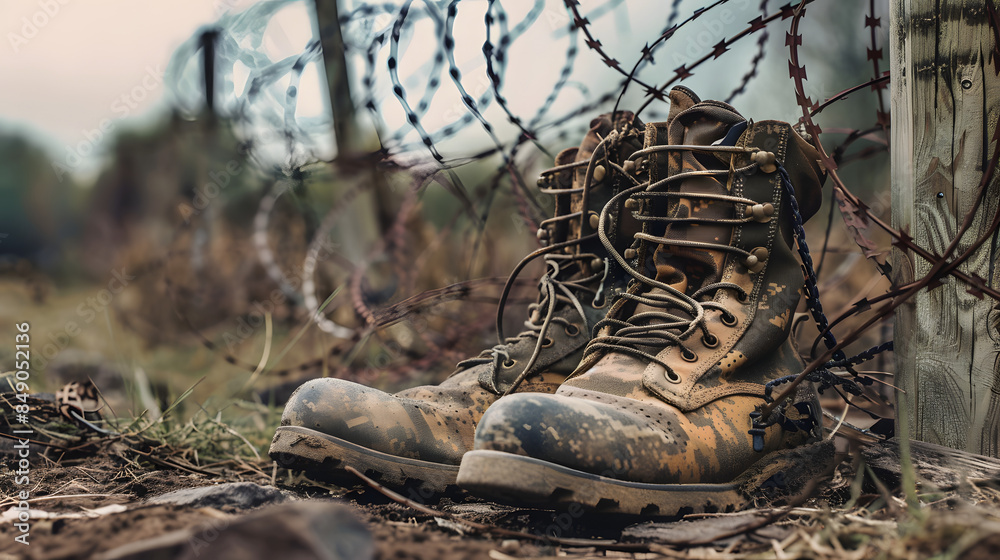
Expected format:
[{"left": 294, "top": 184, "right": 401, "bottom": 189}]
[
  {"left": 0, "top": 0, "right": 863, "bottom": 182},
  {"left": 0, "top": 0, "right": 258, "bottom": 178}
]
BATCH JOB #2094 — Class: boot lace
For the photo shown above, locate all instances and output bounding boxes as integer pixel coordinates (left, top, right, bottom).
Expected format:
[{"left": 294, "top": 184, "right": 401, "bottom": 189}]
[
  {"left": 455, "top": 154, "right": 612, "bottom": 396},
  {"left": 583, "top": 143, "right": 770, "bottom": 381}
]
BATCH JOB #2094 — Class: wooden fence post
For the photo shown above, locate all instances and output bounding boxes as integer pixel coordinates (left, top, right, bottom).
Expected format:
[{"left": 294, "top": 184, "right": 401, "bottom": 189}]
[
  {"left": 890, "top": 0, "right": 1000, "bottom": 456},
  {"left": 313, "top": 0, "right": 362, "bottom": 156},
  {"left": 313, "top": 0, "right": 395, "bottom": 255}
]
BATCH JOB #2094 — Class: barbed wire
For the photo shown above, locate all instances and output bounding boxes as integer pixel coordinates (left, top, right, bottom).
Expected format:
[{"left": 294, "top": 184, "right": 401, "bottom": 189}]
[{"left": 147, "top": 0, "right": 997, "bottom": 421}]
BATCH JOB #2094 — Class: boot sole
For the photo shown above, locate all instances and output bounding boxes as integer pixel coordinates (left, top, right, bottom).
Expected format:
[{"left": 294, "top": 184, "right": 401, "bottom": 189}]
[
  {"left": 457, "top": 440, "right": 835, "bottom": 516},
  {"left": 270, "top": 426, "right": 460, "bottom": 495}
]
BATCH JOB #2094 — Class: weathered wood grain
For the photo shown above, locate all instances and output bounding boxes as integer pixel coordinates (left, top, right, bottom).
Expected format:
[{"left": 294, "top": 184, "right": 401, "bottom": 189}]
[
  {"left": 863, "top": 439, "right": 1000, "bottom": 488},
  {"left": 890, "top": 0, "right": 1000, "bottom": 455}
]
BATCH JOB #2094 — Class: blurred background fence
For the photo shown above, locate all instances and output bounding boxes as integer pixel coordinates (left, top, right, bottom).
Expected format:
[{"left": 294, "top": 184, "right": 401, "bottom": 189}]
[{"left": 1, "top": 0, "right": 918, "bottom": 445}]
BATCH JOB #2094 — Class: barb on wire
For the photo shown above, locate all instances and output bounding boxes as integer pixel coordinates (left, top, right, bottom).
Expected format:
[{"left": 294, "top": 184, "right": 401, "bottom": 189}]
[
  {"left": 726, "top": 0, "right": 770, "bottom": 103},
  {"left": 759, "top": 0, "right": 1000, "bottom": 421},
  {"left": 865, "top": 0, "right": 890, "bottom": 132},
  {"left": 634, "top": 1, "right": 812, "bottom": 117}
]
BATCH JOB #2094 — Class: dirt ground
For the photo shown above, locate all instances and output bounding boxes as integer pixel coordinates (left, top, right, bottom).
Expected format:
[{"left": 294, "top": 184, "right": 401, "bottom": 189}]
[
  {"left": 0, "top": 451, "right": 620, "bottom": 560},
  {"left": 3, "top": 440, "right": 1000, "bottom": 560},
  {"left": 1, "top": 280, "right": 998, "bottom": 560}
]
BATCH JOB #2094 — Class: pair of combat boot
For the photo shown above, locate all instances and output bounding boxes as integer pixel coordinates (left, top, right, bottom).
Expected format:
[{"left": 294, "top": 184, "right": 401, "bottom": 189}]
[{"left": 270, "top": 86, "right": 830, "bottom": 516}]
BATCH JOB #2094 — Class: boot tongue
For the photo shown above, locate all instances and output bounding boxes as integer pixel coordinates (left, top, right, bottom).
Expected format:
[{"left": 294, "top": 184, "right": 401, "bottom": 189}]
[
  {"left": 651, "top": 98, "right": 747, "bottom": 294},
  {"left": 614, "top": 91, "right": 746, "bottom": 346}
]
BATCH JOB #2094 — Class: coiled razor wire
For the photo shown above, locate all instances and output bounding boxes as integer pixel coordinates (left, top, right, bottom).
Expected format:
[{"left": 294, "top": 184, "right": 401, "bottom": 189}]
[
  {"left": 748, "top": 164, "right": 894, "bottom": 451},
  {"left": 159, "top": 0, "right": 915, "bottom": 418},
  {"left": 165, "top": 0, "right": 779, "bottom": 170}
]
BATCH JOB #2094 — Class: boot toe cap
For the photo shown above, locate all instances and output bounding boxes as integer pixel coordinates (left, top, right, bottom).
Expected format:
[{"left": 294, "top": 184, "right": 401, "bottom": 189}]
[
  {"left": 474, "top": 393, "right": 690, "bottom": 483},
  {"left": 280, "top": 378, "right": 470, "bottom": 464},
  {"left": 473, "top": 391, "right": 780, "bottom": 484}
]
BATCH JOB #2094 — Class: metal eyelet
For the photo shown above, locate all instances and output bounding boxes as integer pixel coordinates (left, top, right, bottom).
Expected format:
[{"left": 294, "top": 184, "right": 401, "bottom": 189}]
[
  {"left": 541, "top": 337, "right": 554, "bottom": 348},
  {"left": 750, "top": 203, "right": 775, "bottom": 223},
  {"left": 664, "top": 369, "right": 681, "bottom": 383},
  {"left": 743, "top": 247, "right": 769, "bottom": 273},
  {"left": 564, "top": 324, "right": 581, "bottom": 337},
  {"left": 721, "top": 312, "right": 738, "bottom": 327},
  {"left": 751, "top": 150, "right": 777, "bottom": 173},
  {"left": 680, "top": 348, "right": 698, "bottom": 362},
  {"left": 702, "top": 334, "right": 719, "bottom": 348},
  {"left": 502, "top": 359, "right": 517, "bottom": 368},
  {"left": 736, "top": 291, "right": 749, "bottom": 303},
  {"left": 593, "top": 164, "right": 606, "bottom": 183}
]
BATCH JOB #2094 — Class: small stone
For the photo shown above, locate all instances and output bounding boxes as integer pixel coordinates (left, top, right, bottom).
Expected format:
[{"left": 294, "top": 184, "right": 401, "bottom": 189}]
[
  {"left": 148, "top": 482, "right": 286, "bottom": 510},
  {"left": 98, "top": 501, "right": 373, "bottom": 560}
]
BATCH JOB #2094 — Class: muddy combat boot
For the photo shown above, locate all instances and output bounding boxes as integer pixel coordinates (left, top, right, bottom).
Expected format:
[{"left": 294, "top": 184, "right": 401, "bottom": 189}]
[
  {"left": 458, "top": 86, "right": 833, "bottom": 515},
  {"left": 270, "top": 112, "right": 646, "bottom": 494}
]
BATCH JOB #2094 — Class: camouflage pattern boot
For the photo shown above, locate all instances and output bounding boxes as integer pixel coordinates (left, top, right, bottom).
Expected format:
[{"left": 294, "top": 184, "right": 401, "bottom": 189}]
[
  {"left": 457, "top": 86, "right": 832, "bottom": 515},
  {"left": 270, "top": 111, "right": 645, "bottom": 494}
]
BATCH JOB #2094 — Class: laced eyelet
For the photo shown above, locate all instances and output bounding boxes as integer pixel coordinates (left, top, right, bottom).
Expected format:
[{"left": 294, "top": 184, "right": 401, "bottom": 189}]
[
  {"left": 750, "top": 202, "right": 775, "bottom": 223},
  {"left": 541, "top": 337, "right": 554, "bottom": 348},
  {"left": 721, "top": 312, "right": 738, "bottom": 327},
  {"left": 736, "top": 291, "right": 749, "bottom": 303},
  {"left": 702, "top": 334, "right": 719, "bottom": 348},
  {"left": 564, "top": 324, "right": 581, "bottom": 337},
  {"left": 680, "top": 348, "right": 698, "bottom": 362},
  {"left": 502, "top": 359, "right": 517, "bottom": 368}
]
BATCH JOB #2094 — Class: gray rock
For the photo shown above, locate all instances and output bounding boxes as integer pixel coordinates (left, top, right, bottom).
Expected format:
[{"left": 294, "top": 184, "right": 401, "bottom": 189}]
[
  {"left": 623, "top": 513, "right": 792, "bottom": 545},
  {"left": 97, "top": 500, "right": 374, "bottom": 560},
  {"left": 148, "top": 482, "right": 287, "bottom": 509}
]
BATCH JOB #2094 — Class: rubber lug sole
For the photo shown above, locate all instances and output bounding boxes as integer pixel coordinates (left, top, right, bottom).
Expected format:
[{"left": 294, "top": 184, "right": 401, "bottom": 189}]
[
  {"left": 457, "top": 440, "right": 835, "bottom": 516},
  {"left": 270, "top": 426, "right": 460, "bottom": 496}
]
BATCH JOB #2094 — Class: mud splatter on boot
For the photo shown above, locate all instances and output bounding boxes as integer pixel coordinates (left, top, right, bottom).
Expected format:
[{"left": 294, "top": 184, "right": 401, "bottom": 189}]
[
  {"left": 459, "top": 87, "right": 833, "bottom": 515},
  {"left": 270, "top": 112, "right": 645, "bottom": 494}
]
